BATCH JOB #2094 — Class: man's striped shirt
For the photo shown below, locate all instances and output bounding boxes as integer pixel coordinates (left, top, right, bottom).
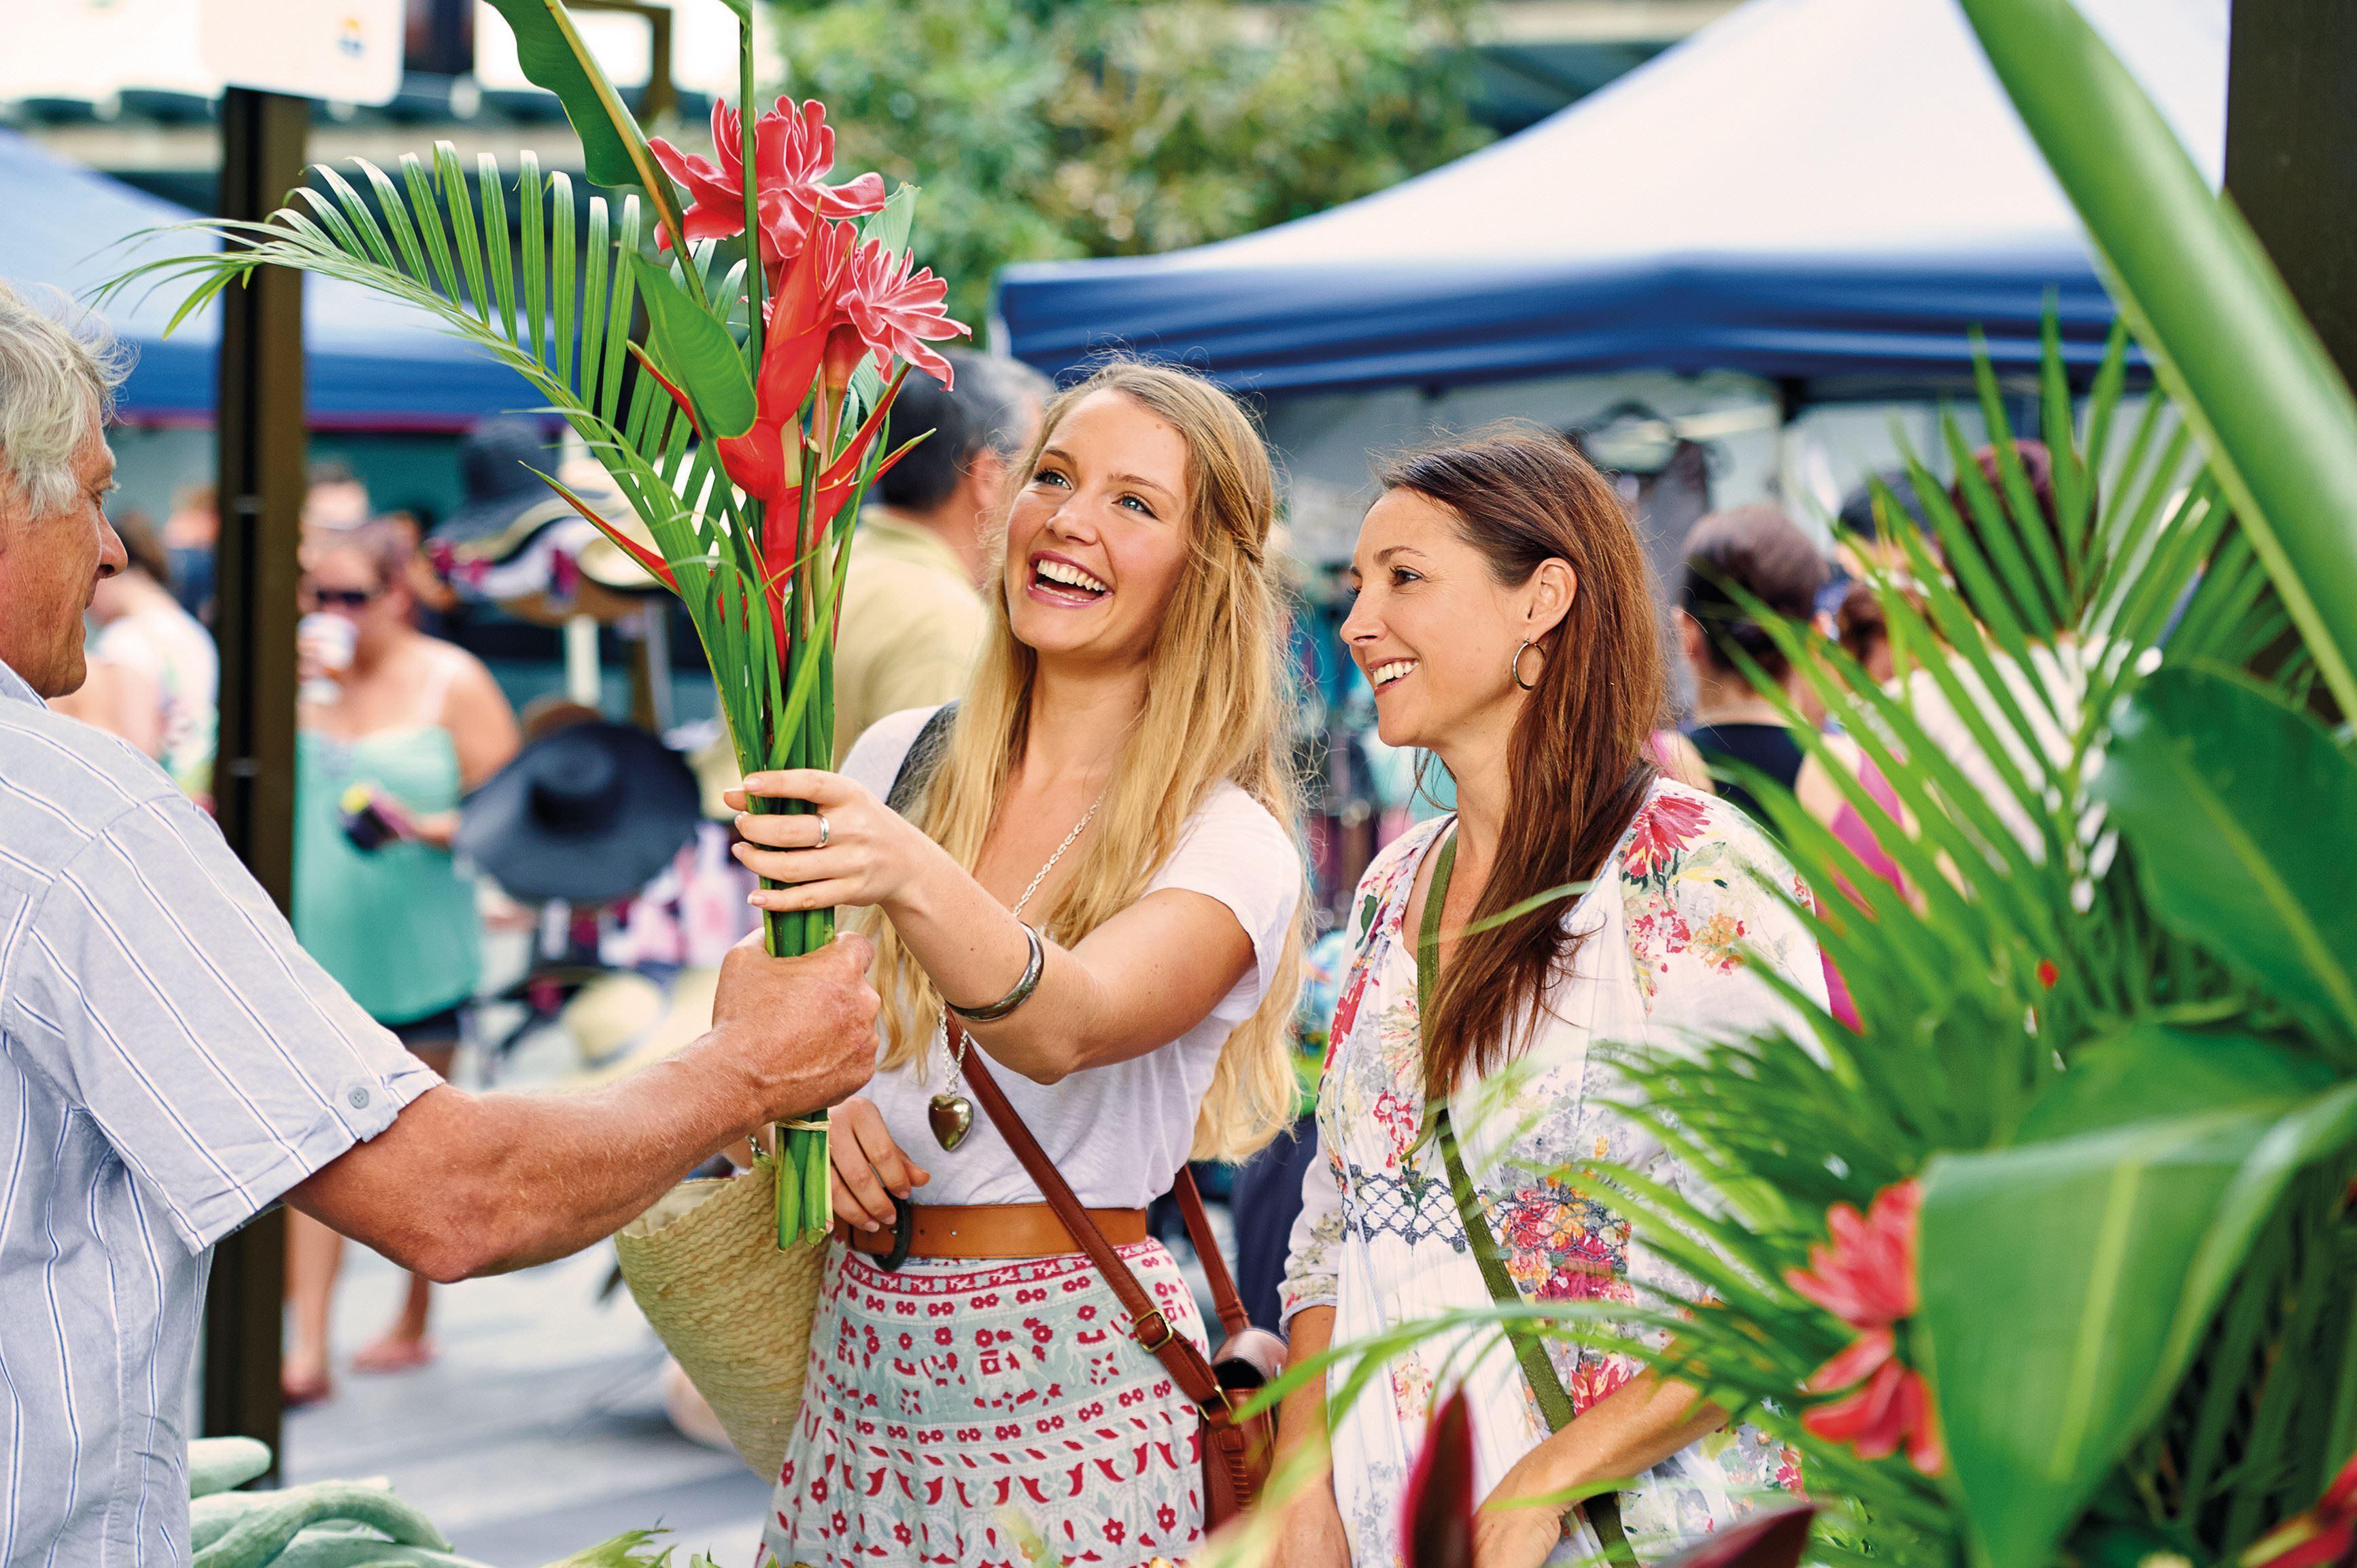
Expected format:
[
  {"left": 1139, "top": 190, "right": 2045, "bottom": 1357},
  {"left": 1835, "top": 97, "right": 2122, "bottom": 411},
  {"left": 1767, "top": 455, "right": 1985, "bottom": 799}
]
[{"left": 0, "top": 657, "right": 436, "bottom": 1564}]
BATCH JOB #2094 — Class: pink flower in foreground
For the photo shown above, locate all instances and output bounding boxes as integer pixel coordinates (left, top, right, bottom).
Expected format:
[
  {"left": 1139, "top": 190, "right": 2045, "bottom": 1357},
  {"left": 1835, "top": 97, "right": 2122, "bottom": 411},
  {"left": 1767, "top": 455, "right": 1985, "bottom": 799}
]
[
  {"left": 761, "top": 98, "right": 888, "bottom": 260},
  {"left": 1784, "top": 1179, "right": 1944, "bottom": 1476},
  {"left": 1787, "top": 1180, "right": 1919, "bottom": 1325}
]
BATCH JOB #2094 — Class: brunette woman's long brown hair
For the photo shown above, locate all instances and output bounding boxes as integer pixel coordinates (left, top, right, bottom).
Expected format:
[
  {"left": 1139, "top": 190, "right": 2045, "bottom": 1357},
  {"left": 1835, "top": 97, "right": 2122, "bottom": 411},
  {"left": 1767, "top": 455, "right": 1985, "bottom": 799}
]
[{"left": 1379, "top": 429, "right": 1667, "bottom": 1103}]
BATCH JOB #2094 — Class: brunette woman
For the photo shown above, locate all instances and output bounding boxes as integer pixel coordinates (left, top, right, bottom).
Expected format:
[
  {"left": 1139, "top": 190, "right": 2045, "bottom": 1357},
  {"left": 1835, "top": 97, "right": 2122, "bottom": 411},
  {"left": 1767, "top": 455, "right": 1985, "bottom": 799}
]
[
  {"left": 730, "top": 360, "right": 1305, "bottom": 1567},
  {"left": 1273, "top": 432, "right": 1823, "bottom": 1568}
]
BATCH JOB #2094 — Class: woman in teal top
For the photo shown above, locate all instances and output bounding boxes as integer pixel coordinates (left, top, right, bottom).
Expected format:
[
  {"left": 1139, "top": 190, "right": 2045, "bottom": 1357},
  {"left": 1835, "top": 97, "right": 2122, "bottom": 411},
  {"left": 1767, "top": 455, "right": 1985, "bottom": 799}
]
[{"left": 286, "top": 521, "right": 520, "bottom": 1405}]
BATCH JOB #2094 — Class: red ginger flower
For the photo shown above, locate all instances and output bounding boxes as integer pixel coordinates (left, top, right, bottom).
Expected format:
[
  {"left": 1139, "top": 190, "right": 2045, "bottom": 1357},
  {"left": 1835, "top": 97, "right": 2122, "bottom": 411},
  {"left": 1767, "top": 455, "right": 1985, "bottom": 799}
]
[
  {"left": 2241, "top": 1450, "right": 2357, "bottom": 1568},
  {"left": 1785, "top": 1179, "right": 1944, "bottom": 1476},
  {"left": 647, "top": 97, "right": 885, "bottom": 281},
  {"left": 712, "top": 219, "right": 857, "bottom": 512},
  {"left": 836, "top": 237, "right": 967, "bottom": 387},
  {"left": 644, "top": 217, "right": 915, "bottom": 657}
]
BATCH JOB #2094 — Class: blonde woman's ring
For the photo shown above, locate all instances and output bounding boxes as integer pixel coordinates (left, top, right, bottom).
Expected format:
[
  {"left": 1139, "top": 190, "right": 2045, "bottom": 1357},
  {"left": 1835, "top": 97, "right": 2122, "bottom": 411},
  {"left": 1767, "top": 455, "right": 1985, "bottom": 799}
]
[{"left": 814, "top": 814, "right": 831, "bottom": 850}]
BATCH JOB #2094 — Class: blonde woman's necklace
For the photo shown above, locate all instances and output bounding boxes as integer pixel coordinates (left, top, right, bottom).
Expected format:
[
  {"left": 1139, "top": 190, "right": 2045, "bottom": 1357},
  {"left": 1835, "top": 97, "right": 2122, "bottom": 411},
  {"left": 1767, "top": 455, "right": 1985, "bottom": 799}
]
[{"left": 928, "top": 784, "right": 1110, "bottom": 1151}]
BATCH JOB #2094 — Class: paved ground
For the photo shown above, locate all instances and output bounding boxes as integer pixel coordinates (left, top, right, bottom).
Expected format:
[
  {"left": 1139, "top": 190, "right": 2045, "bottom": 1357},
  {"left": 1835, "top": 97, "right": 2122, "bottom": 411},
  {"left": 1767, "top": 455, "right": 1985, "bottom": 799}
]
[{"left": 281, "top": 1240, "right": 774, "bottom": 1566}]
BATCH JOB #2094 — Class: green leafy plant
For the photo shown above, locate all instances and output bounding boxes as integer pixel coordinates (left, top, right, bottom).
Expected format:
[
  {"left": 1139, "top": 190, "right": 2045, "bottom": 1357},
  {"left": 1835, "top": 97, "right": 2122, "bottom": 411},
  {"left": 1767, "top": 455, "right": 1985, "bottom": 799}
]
[{"left": 107, "top": 1, "right": 965, "bottom": 1247}]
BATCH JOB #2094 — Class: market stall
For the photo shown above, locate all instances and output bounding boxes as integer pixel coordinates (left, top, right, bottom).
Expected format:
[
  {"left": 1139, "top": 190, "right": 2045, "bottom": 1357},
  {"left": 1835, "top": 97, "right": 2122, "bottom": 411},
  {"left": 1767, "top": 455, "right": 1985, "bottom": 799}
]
[{"left": 995, "top": 0, "right": 2225, "bottom": 401}]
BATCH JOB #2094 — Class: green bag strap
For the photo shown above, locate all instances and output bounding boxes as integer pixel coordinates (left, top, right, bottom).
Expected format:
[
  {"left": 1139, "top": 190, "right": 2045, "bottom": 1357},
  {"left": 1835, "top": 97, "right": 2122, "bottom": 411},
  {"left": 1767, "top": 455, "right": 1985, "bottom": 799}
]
[{"left": 1419, "top": 827, "right": 1640, "bottom": 1568}]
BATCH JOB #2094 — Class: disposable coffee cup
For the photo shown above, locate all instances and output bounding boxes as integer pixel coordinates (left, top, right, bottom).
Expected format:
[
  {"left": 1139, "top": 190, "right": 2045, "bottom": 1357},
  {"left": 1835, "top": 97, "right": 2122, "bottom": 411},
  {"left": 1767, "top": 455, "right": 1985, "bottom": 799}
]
[{"left": 298, "top": 612, "right": 357, "bottom": 705}]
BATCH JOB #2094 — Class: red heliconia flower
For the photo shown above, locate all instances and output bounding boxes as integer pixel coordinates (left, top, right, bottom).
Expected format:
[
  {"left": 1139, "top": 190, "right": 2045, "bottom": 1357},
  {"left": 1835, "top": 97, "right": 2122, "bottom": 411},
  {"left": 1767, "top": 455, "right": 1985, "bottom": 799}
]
[
  {"left": 647, "top": 97, "right": 885, "bottom": 282},
  {"left": 1785, "top": 1179, "right": 1944, "bottom": 1476},
  {"left": 836, "top": 237, "right": 969, "bottom": 387},
  {"left": 1400, "top": 1389, "right": 1475, "bottom": 1568},
  {"left": 2241, "top": 1449, "right": 2357, "bottom": 1568}
]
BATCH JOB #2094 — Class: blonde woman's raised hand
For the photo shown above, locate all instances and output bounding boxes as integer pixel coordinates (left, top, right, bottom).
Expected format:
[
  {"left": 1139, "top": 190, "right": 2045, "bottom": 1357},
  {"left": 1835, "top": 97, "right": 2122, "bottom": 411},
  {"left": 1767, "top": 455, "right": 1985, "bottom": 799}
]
[
  {"left": 827, "top": 1094, "right": 930, "bottom": 1232},
  {"left": 727, "top": 769, "right": 939, "bottom": 913}
]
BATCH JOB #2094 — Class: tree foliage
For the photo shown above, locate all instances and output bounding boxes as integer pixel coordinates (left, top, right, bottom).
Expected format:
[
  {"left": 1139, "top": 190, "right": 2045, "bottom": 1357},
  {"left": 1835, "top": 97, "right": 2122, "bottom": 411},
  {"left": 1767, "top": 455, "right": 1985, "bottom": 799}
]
[{"left": 766, "top": 0, "right": 1492, "bottom": 332}]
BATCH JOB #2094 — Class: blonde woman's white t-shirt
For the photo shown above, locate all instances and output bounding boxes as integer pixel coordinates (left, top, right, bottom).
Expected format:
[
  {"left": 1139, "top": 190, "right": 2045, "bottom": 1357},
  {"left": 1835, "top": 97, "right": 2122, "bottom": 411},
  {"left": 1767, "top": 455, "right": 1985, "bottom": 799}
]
[{"left": 842, "top": 704, "right": 1301, "bottom": 1210}]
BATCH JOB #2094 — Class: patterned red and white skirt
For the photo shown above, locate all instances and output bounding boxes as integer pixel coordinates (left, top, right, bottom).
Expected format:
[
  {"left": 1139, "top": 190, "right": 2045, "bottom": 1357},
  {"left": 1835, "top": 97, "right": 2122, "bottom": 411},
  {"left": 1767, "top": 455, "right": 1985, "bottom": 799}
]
[{"left": 759, "top": 1238, "right": 1210, "bottom": 1568}]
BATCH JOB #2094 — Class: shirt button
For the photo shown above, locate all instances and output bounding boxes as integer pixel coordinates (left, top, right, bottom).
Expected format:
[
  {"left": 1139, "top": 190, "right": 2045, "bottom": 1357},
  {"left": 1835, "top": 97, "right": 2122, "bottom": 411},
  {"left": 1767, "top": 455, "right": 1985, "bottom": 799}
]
[{"left": 347, "top": 1085, "right": 372, "bottom": 1110}]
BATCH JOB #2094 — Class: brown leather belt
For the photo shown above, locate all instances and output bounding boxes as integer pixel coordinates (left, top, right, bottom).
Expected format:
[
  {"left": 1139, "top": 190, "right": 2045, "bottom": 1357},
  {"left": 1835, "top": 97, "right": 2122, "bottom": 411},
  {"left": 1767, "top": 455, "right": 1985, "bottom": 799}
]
[{"left": 836, "top": 1202, "right": 1149, "bottom": 1264}]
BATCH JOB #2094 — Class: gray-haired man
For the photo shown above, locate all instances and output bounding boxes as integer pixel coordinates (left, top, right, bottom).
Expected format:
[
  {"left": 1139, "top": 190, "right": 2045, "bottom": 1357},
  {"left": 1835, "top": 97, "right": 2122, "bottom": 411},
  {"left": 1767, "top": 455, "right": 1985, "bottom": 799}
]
[{"left": 0, "top": 281, "right": 879, "bottom": 1563}]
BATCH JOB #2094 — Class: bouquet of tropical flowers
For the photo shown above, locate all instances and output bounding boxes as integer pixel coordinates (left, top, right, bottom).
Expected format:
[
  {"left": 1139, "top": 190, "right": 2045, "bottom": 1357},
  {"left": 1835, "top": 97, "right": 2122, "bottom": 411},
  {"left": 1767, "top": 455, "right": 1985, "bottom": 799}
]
[{"left": 118, "top": 0, "right": 965, "bottom": 1246}]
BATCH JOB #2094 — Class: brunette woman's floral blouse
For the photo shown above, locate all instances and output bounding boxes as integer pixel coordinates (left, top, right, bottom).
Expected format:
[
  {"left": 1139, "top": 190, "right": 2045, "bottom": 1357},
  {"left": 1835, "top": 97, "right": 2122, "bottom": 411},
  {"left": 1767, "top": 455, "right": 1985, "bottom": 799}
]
[{"left": 1281, "top": 780, "right": 1824, "bottom": 1568}]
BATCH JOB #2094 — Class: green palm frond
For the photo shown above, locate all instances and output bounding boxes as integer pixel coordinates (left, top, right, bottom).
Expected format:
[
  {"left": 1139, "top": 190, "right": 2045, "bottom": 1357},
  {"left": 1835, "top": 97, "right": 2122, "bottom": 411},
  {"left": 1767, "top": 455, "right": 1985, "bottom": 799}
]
[
  {"left": 99, "top": 146, "right": 782, "bottom": 645},
  {"left": 109, "top": 147, "right": 662, "bottom": 475}
]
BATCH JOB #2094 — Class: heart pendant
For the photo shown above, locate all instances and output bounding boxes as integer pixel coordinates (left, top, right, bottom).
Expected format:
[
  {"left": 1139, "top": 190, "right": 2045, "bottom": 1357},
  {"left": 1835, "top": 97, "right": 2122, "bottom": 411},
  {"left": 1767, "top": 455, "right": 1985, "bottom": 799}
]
[{"left": 928, "top": 1093, "right": 974, "bottom": 1151}]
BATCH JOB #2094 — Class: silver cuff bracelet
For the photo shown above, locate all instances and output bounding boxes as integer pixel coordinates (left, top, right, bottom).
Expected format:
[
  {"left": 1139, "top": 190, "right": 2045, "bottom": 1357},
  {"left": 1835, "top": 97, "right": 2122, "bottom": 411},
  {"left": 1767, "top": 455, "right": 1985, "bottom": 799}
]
[{"left": 946, "top": 921, "right": 1046, "bottom": 1024}]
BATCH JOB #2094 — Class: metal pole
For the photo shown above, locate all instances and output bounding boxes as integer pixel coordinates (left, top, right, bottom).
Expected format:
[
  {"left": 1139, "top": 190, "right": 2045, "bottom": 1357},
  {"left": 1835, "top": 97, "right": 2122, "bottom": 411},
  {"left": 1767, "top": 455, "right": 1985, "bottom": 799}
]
[
  {"left": 2225, "top": 0, "right": 2357, "bottom": 389},
  {"left": 204, "top": 84, "right": 309, "bottom": 1465}
]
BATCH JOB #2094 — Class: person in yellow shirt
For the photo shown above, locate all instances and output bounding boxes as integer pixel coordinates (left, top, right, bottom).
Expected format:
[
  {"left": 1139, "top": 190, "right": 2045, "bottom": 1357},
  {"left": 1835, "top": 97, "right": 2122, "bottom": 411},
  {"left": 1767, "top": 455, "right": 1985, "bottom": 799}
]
[{"left": 831, "top": 350, "right": 1050, "bottom": 760}]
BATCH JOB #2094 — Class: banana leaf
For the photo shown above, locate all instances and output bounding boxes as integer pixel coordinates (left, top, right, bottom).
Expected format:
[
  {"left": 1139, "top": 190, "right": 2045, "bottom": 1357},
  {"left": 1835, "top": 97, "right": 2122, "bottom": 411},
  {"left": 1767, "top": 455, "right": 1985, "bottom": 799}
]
[
  {"left": 479, "top": 0, "right": 692, "bottom": 269},
  {"left": 2097, "top": 665, "right": 2357, "bottom": 1051}
]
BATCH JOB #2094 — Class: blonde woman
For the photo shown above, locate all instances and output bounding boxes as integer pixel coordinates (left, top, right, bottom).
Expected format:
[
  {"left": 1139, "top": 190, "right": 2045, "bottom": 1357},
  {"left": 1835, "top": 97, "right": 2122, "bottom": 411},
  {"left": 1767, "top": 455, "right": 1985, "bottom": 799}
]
[{"left": 729, "top": 360, "right": 1305, "bottom": 1568}]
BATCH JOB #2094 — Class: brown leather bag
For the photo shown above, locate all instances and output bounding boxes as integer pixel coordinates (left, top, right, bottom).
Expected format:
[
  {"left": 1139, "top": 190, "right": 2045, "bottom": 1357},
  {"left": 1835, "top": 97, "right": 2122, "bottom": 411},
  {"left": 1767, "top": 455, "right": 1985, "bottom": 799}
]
[{"left": 954, "top": 1028, "right": 1284, "bottom": 1527}]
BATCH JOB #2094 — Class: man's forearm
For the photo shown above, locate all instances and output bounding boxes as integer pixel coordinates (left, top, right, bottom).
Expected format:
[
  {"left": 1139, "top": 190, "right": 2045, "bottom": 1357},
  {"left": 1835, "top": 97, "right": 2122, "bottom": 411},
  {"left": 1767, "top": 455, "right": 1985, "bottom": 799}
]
[
  {"left": 289, "top": 934, "right": 879, "bottom": 1282},
  {"left": 294, "top": 1031, "right": 796, "bottom": 1282},
  {"left": 441, "top": 1037, "right": 776, "bottom": 1276}
]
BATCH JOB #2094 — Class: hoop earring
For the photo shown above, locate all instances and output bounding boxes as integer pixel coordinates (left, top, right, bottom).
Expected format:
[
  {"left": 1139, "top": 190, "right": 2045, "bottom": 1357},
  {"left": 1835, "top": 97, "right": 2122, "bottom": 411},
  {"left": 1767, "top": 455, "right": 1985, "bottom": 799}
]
[{"left": 1511, "top": 638, "right": 1542, "bottom": 691}]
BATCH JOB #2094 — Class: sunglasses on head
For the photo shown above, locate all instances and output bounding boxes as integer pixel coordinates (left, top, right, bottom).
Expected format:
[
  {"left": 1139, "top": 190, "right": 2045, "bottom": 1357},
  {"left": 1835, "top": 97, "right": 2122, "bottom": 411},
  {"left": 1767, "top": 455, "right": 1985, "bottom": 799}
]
[{"left": 308, "top": 586, "right": 379, "bottom": 610}]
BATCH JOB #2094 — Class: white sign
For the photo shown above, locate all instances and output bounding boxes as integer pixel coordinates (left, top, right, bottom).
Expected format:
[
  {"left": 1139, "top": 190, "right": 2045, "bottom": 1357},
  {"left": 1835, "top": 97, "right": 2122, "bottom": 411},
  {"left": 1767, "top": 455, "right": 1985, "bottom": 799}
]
[
  {"left": 0, "top": 0, "right": 220, "bottom": 102},
  {"left": 474, "top": 0, "right": 752, "bottom": 100},
  {"left": 197, "top": 0, "right": 405, "bottom": 107}
]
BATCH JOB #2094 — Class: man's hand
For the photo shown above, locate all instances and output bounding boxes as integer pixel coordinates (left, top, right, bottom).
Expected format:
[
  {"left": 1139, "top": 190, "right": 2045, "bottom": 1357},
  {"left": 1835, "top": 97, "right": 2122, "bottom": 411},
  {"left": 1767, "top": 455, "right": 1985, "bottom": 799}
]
[{"left": 706, "top": 932, "right": 879, "bottom": 1123}]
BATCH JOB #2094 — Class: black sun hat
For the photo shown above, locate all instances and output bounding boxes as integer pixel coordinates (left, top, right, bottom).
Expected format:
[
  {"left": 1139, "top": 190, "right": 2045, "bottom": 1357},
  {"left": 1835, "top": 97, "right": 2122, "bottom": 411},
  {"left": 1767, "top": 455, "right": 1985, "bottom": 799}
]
[{"left": 456, "top": 720, "right": 702, "bottom": 904}]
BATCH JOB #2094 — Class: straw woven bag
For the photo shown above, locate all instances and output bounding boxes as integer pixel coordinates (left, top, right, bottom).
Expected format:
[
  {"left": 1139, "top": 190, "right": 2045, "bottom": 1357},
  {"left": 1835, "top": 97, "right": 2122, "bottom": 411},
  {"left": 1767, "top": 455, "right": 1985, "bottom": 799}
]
[{"left": 614, "top": 1157, "right": 823, "bottom": 1479}]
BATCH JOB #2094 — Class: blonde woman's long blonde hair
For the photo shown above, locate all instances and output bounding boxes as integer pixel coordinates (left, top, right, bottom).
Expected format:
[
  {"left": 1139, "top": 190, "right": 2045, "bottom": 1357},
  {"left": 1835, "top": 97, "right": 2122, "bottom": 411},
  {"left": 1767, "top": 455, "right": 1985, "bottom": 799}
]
[{"left": 865, "top": 358, "right": 1304, "bottom": 1163}]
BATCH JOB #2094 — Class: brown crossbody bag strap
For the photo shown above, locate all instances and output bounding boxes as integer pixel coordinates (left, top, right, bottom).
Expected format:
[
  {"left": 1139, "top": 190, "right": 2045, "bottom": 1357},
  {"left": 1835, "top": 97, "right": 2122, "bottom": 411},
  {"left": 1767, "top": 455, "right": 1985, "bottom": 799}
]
[{"left": 952, "top": 1026, "right": 1266, "bottom": 1518}]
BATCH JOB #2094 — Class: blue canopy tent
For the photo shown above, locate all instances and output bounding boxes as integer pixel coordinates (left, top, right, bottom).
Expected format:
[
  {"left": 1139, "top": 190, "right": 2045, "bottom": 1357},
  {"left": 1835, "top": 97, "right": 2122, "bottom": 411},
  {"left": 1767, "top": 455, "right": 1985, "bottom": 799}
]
[
  {"left": 997, "top": 0, "right": 2226, "bottom": 400},
  {"left": 0, "top": 127, "right": 537, "bottom": 430}
]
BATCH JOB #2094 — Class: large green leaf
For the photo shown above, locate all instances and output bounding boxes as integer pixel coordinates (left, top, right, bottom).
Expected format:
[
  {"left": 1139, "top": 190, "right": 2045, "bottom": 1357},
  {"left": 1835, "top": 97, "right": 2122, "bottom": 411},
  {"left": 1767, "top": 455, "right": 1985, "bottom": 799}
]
[
  {"left": 2014, "top": 1026, "right": 2335, "bottom": 1144},
  {"left": 1919, "top": 1076, "right": 2313, "bottom": 1568},
  {"left": 2095, "top": 665, "right": 2357, "bottom": 1043},
  {"left": 479, "top": 0, "right": 691, "bottom": 274},
  {"left": 627, "top": 253, "right": 756, "bottom": 438},
  {"left": 1957, "top": 0, "right": 2357, "bottom": 716}
]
